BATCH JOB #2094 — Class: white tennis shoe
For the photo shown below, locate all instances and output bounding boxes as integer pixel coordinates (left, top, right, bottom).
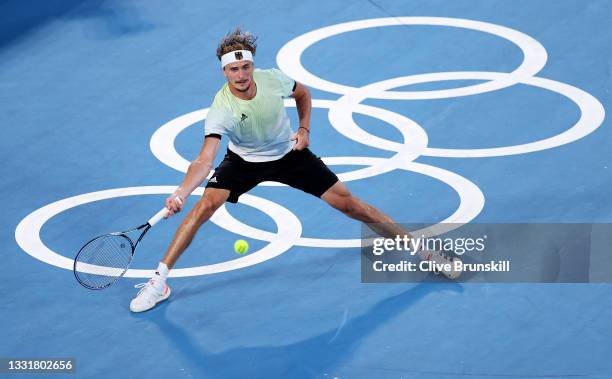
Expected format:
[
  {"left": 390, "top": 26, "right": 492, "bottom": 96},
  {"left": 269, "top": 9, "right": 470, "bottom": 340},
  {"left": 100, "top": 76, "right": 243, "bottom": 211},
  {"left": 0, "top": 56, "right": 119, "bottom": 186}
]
[
  {"left": 129, "top": 278, "right": 171, "bottom": 312},
  {"left": 420, "top": 250, "right": 463, "bottom": 280}
]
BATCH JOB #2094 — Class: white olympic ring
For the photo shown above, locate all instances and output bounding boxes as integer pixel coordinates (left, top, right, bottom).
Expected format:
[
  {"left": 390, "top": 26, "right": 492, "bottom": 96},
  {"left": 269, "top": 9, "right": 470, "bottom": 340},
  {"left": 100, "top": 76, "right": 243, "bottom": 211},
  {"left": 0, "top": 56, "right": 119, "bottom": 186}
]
[
  {"left": 328, "top": 72, "right": 605, "bottom": 157},
  {"left": 15, "top": 187, "right": 302, "bottom": 278},
  {"left": 277, "top": 17, "right": 548, "bottom": 99}
]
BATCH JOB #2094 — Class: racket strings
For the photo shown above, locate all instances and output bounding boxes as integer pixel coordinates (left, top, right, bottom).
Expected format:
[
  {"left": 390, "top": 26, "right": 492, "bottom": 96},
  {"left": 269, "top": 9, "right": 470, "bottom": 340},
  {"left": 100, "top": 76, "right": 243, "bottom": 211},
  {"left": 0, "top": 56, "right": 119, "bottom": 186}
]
[{"left": 74, "top": 234, "right": 133, "bottom": 289}]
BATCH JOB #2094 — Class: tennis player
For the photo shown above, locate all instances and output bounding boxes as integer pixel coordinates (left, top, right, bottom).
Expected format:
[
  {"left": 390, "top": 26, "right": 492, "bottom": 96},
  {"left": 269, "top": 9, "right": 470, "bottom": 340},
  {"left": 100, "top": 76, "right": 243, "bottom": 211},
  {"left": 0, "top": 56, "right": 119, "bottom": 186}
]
[{"left": 130, "top": 28, "right": 461, "bottom": 312}]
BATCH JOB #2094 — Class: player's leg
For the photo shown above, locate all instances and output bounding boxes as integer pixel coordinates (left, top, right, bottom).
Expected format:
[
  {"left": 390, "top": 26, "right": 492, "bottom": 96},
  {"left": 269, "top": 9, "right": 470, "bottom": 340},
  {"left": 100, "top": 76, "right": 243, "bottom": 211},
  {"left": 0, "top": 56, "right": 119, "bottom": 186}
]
[
  {"left": 320, "top": 181, "right": 406, "bottom": 235},
  {"left": 320, "top": 181, "right": 462, "bottom": 279},
  {"left": 130, "top": 188, "right": 229, "bottom": 312},
  {"left": 161, "top": 187, "right": 230, "bottom": 269},
  {"left": 320, "top": 181, "right": 431, "bottom": 248}
]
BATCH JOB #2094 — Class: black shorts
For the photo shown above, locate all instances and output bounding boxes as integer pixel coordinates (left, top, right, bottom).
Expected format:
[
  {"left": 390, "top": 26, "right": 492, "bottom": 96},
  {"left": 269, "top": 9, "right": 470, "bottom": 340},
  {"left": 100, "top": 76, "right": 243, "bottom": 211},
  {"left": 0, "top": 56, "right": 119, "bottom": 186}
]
[{"left": 206, "top": 148, "right": 339, "bottom": 203}]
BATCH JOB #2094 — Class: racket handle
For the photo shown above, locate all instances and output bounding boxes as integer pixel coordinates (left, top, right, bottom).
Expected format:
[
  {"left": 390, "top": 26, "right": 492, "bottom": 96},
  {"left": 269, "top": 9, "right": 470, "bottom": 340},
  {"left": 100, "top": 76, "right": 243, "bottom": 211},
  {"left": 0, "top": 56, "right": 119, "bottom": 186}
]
[
  {"left": 148, "top": 197, "right": 183, "bottom": 227},
  {"left": 148, "top": 207, "right": 170, "bottom": 227}
]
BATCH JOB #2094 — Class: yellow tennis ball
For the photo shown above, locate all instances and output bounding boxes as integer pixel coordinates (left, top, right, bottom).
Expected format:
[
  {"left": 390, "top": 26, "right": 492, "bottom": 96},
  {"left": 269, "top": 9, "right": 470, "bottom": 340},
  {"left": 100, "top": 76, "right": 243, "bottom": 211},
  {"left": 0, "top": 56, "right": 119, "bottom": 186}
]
[{"left": 234, "top": 239, "right": 249, "bottom": 254}]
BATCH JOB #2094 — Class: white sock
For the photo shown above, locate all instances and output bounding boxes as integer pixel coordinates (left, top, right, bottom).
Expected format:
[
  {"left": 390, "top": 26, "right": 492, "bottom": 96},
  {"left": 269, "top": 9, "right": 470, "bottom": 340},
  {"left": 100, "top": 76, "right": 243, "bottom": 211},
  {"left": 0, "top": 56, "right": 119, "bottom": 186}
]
[{"left": 153, "top": 262, "right": 169, "bottom": 289}]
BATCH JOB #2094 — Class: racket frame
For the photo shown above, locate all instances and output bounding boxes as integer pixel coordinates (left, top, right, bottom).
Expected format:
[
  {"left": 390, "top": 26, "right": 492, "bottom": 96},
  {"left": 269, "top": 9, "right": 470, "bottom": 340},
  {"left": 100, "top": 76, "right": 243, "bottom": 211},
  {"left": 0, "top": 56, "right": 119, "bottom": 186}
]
[{"left": 73, "top": 220, "right": 155, "bottom": 290}]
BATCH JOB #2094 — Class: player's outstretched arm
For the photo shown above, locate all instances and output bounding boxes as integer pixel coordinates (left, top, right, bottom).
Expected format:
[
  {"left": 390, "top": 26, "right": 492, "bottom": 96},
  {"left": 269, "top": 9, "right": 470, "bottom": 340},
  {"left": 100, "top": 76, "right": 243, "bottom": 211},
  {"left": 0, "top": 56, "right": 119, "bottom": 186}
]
[{"left": 165, "top": 136, "right": 221, "bottom": 217}]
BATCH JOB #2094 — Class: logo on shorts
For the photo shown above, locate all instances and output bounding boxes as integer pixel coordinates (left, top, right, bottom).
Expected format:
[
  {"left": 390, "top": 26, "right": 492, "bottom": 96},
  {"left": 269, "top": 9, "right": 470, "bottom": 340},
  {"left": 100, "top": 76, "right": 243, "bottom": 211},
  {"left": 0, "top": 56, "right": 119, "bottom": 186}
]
[
  {"left": 209, "top": 177, "right": 218, "bottom": 183},
  {"left": 235, "top": 51, "right": 243, "bottom": 60}
]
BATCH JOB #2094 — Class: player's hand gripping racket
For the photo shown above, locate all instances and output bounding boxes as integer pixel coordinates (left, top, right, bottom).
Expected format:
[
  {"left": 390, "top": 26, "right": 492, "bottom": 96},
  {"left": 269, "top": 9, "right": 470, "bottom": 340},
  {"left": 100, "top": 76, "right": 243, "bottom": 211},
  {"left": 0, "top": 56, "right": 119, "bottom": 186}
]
[{"left": 73, "top": 203, "right": 176, "bottom": 290}]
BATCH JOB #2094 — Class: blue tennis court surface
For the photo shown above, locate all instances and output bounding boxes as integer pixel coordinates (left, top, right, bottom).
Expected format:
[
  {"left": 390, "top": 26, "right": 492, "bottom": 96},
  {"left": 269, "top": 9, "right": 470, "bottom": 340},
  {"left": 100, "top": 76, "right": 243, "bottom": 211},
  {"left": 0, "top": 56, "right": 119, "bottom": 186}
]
[{"left": 3, "top": 0, "right": 612, "bottom": 377}]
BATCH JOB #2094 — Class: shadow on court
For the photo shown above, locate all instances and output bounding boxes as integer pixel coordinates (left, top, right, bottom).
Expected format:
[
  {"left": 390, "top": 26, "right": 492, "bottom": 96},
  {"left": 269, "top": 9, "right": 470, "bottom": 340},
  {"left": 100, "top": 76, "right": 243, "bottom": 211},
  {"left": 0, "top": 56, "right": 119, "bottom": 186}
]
[{"left": 132, "top": 282, "right": 463, "bottom": 378}]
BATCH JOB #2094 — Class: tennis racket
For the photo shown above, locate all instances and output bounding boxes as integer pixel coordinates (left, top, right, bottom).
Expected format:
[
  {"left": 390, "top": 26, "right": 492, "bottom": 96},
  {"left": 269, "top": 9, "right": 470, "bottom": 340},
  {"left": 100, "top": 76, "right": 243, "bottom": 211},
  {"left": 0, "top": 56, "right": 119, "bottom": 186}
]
[{"left": 73, "top": 206, "right": 171, "bottom": 290}]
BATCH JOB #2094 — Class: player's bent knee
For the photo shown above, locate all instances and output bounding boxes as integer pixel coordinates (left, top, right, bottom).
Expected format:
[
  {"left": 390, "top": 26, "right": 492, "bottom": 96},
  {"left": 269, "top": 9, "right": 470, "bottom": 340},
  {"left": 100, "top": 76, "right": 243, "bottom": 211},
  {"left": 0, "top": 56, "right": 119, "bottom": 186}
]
[{"left": 192, "top": 198, "right": 220, "bottom": 224}]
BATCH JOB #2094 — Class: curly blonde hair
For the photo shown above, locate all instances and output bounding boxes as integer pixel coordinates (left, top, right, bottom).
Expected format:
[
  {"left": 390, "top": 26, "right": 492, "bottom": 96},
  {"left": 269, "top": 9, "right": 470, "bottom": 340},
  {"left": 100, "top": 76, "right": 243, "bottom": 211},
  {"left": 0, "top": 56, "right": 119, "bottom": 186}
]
[{"left": 216, "top": 27, "right": 257, "bottom": 60}]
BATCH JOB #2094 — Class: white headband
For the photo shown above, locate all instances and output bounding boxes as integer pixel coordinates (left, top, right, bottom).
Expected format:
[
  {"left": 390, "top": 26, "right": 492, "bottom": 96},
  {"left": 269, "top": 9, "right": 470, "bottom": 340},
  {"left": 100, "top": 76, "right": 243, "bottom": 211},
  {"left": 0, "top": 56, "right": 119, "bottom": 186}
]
[{"left": 221, "top": 50, "right": 253, "bottom": 68}]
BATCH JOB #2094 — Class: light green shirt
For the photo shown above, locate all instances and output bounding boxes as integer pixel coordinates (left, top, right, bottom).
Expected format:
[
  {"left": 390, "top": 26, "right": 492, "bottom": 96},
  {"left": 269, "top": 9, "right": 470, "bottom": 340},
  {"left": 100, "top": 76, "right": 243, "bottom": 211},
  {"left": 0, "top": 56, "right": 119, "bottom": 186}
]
[{"left": 205, "top": 68, "right": 296, "bottom": 162}]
